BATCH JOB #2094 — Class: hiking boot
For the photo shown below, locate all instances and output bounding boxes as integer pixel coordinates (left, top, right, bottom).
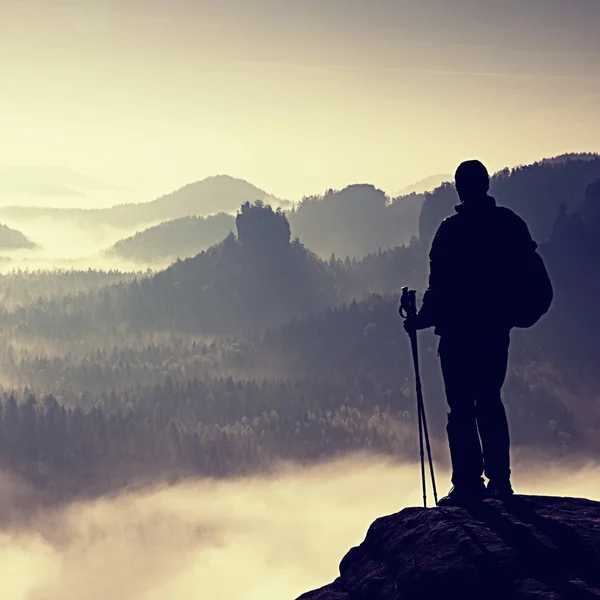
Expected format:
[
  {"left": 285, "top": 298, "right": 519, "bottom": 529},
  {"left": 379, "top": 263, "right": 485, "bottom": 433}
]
[
  {"left": 487, "top": 480, "right": 514, "bottom": 500},
  {"left": 437, "top": 482, "right": 487, "bottom": 507}
]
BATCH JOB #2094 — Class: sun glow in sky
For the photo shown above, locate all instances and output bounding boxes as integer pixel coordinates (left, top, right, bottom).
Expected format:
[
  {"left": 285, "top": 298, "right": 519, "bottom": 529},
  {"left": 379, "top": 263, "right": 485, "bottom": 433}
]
[{"left": 1, "top": 0, "right": 599, "bottom": 200}]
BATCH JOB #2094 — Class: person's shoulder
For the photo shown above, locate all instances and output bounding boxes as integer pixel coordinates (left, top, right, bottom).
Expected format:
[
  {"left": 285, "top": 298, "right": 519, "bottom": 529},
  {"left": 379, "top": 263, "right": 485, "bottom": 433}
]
[
  {"left": 495, "top": 204, "right": 522, "bottom": 220},
  {"left": 494, "top": 205, "right": 536, "bottom": 246},
  {"left": 494, "top": 205, "right": 528, "bottom": 228},
  {"left": 432, "top": 213, "right": 459, "bottom": 239},
  {"left": 439, "top": 212, "right": 461, "bottom": 228}
]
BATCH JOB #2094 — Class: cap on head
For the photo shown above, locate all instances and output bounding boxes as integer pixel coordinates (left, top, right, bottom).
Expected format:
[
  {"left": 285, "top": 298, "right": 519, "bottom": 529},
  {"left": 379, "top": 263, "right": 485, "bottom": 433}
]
[{"left": 455, "top": 160, "right": 490, "bottom": 201}]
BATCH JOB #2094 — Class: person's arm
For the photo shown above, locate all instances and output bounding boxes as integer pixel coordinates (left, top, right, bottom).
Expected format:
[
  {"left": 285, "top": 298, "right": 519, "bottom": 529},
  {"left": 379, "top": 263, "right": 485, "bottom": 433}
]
[
  {"left": 405, "top": 220, "right": 448, "bottom": 331},
  {"left": 511, "top": 211, "right": 538, "bottom": 254}
]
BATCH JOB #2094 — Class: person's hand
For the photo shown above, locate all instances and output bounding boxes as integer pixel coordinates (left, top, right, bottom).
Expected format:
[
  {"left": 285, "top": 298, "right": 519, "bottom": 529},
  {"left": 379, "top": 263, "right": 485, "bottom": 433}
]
[
  {"left": 403, "top": 314, "right": 417, "bottom": 333},
  {"left": 402, "top": 311, "right": 431, "bottom": 333}
]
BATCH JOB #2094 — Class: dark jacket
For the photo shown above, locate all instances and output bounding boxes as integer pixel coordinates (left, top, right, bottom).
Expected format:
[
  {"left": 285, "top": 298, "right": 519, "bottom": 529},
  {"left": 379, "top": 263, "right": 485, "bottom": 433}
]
[{"left": 418, "top": 195, "right": 537, "bottom": 336}]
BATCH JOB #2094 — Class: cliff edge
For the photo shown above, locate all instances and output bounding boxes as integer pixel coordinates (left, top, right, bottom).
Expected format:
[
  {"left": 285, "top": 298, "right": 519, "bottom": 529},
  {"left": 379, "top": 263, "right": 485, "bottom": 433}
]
[{"left": 298, "top": 496, "right": 600, "bottom": 600}]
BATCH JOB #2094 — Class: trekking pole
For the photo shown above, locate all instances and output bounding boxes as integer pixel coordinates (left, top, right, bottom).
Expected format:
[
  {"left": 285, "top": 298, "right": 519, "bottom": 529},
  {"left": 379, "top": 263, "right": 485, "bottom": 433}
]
[
  {"left": 400, "top": 287, "right": 438, "bottom": 508},
  {"left": 411, "top": 330, "right": 438, "bottom": 508},
  {"left": 415, "top": 358, "right": 427, "bottom": 508}
]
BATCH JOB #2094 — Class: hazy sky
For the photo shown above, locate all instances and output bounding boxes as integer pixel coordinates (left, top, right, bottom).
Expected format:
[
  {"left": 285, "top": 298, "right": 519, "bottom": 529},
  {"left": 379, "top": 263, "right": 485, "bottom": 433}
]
[{"left": 1, "top": 0, "right": 599, "bottom": 200}]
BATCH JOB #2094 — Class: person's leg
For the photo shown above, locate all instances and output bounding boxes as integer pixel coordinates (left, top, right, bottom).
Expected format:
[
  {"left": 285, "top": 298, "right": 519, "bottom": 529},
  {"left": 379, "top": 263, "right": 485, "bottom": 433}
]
[
  {"left": 439, "top": 336, "right": 485, "bottom": 490},
  {"left": 474, "top": 333, "right": 512, "bottom": 491}
]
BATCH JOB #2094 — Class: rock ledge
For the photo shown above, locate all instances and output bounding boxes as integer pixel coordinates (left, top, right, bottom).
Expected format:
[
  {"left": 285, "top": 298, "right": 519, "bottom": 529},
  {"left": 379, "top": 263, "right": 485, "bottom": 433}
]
[{"left": 298, "top": 495, "right": 600, "bottom": 599}]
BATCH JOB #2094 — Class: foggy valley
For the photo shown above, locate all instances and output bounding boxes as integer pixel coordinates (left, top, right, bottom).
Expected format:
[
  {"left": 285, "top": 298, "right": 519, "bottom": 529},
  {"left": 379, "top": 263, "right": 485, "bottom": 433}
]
[
  {"left": 2, "top": 1, "right": 600, "bottom": 597},
  {"left": 0, "top": 153, "right": 597, "bottom": 597},
  {"left": 2, "top": 458, "right": 600, "bottom": 600}
]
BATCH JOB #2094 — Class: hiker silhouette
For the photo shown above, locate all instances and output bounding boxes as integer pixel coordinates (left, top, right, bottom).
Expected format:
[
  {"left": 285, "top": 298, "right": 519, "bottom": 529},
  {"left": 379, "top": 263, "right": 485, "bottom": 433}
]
[{"left": 404, "top": 159, "right": 551, "bottom": 506}]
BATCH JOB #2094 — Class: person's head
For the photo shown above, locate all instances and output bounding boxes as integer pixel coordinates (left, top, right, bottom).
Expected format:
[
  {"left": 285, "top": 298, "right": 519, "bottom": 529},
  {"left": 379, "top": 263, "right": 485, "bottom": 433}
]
[{"left": 455, "top": 160, "right": 490, "bottom": 203}]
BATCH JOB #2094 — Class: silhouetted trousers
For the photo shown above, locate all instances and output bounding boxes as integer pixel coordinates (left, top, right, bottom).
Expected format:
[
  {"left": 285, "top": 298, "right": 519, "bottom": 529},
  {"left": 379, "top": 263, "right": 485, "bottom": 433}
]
[{"left": 438, "top": 331, "right": 511, "bottom": 488}]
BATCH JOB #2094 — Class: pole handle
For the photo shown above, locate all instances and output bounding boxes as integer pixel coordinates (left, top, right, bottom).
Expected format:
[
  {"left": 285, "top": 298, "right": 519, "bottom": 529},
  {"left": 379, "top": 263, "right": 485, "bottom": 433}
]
[{"left": 400, "top": 287, "right": 417, "bottom": 319}]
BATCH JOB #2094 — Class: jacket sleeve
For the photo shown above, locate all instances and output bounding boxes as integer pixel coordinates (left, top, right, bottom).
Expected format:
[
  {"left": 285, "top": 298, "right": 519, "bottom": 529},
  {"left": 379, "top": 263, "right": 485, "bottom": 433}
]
[
  {"left": 506, "top": 209, "right": 538, "bottom": 255},
  {"left": 416, "top": 220, "right": 448, "bottom": 329}
]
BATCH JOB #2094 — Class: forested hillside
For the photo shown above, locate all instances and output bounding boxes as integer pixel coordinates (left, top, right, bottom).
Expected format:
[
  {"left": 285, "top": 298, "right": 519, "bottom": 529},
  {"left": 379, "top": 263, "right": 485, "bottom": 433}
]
[
  {"left": 0, "top": 155, "right": 599, "bottom": 503},
  {"left": 537, "top": 177, "right": 600, "bottom": 375},
  {"left": 107, "top": 213, "right": 236, "bottom": 264},
  {"left": 287, "top": 185, "right": 423, "bottom": 258},
  {"left": 0, "top": 222, "right": 37, "bottom": 250},
  {"left": 0, "top": 292, "right": 587, "bottom": 501},
  {"left": 107, "top": 185, "right": 423, "bottom": 265}
]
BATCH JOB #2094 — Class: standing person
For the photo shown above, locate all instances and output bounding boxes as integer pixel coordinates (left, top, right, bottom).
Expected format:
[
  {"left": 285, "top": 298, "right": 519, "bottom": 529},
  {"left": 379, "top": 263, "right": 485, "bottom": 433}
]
[{"left": 403, "top": 160, "right": 551, "bottom": 506}]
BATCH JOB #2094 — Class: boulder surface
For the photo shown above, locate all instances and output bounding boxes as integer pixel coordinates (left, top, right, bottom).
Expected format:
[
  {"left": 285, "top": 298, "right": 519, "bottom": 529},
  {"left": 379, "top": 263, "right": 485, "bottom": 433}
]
[{"left": 298, "top": 495, "right": 600, "bottom": 599}]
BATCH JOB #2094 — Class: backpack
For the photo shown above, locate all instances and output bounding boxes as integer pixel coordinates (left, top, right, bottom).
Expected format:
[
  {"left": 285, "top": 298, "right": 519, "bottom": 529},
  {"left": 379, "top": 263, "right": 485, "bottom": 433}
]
[{"left": 511, "top": 248, "right": 553, "bottom": 328}]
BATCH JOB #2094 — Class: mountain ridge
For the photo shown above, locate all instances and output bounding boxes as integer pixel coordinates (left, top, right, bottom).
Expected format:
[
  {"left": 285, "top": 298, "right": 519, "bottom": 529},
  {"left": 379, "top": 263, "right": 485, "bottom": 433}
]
[
  {"left": 0, "top": 174, "right": 288, "bottom": 228},
  {"left": 395, "top": 173, "right": 452, "bottom": 197}
]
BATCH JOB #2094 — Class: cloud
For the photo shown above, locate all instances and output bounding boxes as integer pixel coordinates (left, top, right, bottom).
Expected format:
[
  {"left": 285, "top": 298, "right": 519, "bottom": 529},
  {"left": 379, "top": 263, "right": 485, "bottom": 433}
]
[{"left": 0, "top": 454, "right": 599, "bottom": 600}]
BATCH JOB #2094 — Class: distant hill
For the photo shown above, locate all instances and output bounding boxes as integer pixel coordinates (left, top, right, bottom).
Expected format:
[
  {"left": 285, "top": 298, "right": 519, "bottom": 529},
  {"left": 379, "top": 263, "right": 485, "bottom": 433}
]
[
  {"left": 107, "top": 213, "right": 236, "bottom": 264},
  {"left": 0, "top": 223, "right": 37, "bottom": 250},
  {"left": 288, "top": 184, "right": 422, "bottom": 259},
  {"left": 0, "top": 175, "right": 289, "bottom": 229},
  {"left": 395, "top": 173, "right": 452, "bottom": 196},
  {"left": 1, "top": 204, "right": 427, "bottom": 341},
  {"left": 117, "top": 201, "right": 336, "bottom": 333}
]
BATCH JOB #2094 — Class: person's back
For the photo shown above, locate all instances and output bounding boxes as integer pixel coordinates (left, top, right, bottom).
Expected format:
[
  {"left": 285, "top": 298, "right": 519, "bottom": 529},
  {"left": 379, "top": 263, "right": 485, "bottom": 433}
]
[
  {"left": 405, "top": 159, "right": 544, "bottom": 506},
  {"left": 418, "top": 161, "right": 537, "bottom": 335}
]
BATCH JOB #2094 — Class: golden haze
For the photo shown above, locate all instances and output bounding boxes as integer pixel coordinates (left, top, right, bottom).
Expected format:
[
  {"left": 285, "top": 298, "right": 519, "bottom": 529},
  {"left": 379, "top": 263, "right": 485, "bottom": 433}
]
[{"left": 0, "top": 455, "right": 598, "bottom": 600}]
